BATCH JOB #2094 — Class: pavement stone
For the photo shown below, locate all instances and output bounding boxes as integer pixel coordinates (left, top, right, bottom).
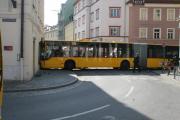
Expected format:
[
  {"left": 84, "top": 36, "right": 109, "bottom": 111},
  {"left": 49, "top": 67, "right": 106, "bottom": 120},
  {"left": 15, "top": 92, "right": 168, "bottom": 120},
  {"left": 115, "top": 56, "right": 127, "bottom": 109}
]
[{"left": 4, "top": 70, "right": 78, "bottom": 92}]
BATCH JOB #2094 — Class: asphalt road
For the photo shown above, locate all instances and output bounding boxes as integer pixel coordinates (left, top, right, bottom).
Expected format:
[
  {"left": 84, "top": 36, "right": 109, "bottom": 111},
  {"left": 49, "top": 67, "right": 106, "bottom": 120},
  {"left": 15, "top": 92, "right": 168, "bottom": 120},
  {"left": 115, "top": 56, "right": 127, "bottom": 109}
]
[{"left": 3, "top": 69, "right": 180, "bottom": 120}]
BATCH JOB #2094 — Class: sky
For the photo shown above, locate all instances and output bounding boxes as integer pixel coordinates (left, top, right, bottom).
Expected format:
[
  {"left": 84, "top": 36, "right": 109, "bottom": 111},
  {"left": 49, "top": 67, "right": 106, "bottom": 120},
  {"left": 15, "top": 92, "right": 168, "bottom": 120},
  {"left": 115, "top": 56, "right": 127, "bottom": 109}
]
[{"left": 44, "top": 0, "right": 67, "bottom": 26}]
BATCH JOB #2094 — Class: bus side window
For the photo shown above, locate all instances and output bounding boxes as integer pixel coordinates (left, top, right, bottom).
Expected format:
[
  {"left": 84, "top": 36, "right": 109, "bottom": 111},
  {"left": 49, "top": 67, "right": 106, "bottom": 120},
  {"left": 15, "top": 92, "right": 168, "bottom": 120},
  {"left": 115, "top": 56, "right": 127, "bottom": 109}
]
[
  {"left": 166, "top": 46, "right": 179, "bottom": 58},
  {"left": 62, "top": 46, "right": 70, "bottom": 57},
  {"left": 93, "top": 44, "right": 98, "bottom": 57},
  {"left": 87, "top": 45, "right": 94, "bottom": 57},
  {"left": 109, "top": 44, "right": 117, "bottom": 58},
  {"left": 101, "top": 43, "right": 109, "bottom": 58},
  {"left": 46, "top": 47, "right": 52, "bottom": 58},
  {"left": 117, "top": 44, "right": 128, "bottom": 58},
  {"left": 54, "top": 46, "right": 63, "bottom": 57},
  {"left": 109, "top": 44, "right": 113, "bottom": 57},
  {"left": 148, "top": 45, "right": 163, "bottom": 58},
  {"left": 79, "top": 46, "right": 86, "bottom": 57},
  {"left": 148, "top": 48, "right": 153, "bottom": 58},
  {"left": 72, "top": 46, "right": 79, "bottom": 57}
]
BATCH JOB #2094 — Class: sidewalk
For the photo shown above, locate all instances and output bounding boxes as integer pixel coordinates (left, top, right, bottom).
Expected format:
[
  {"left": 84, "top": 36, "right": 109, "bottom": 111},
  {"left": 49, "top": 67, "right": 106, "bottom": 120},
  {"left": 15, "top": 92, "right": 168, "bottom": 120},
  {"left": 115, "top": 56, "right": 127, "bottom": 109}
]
[
  {"left": 4, "top": 70, "right": 78, "bottom": 92},
  {"left": 152, "top": 70, "right": 180, "bottom": 81}
]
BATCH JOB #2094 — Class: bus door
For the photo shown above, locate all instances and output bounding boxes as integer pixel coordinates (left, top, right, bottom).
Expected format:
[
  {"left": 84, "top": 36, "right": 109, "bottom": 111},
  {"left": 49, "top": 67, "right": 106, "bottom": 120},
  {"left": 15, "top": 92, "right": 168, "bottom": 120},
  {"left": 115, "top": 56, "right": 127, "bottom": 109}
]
[{"left": 133, "top": 44, "right": 147, "bottom": 69}]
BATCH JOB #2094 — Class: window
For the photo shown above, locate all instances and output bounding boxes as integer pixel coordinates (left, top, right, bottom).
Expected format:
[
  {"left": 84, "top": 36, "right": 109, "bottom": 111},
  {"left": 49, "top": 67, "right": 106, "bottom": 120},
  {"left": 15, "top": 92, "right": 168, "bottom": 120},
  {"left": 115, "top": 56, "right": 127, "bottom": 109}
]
[
  {"left": 78, "top": 32, "right": 81, "bottom": 40},
  {"left": 99, "top": 44, "right": 109, "bottom": 57},
  {"left": 110, "top": 7, "right": 120, "bottom": 18},
  {"left": 10, "top": 0, "right": 17, "bottom": 9},
  {"left": 96, "top": 9, "right": 99, "bottom": 20},
  {"left": 82, "top": 31, "right": 85, "bottom": 38},
  {"left": 139, "top": 28, "right": 148, "bottom": 38},
  {"left": 167, "top": 28, "right": 175, "bottom": 39},
  {"left": 166, "top": 46, "right": 179, "bottom": 58},
  {"left": 153, "top": 28, "right": 161, "bottom": 39},
  {"left": 117, "top": 44, "right": 129, "bottom": 57},
  {"left": 78, "top": 18, "right": 81, "bottom": 27},
  {"left": 78, "top": 2, "right": 81, "bottom": 11},
  {"left": 74, "top": 5, "right": 77, "bottom": 14},
  {"left": 90, "top": 0, "right": 93, "bottom": 5},
  {"left": 82, "top": 0, "right": 85, "bottom": 8},
  {"left": 90, "top": 29, "right": 94, "bottom": 38},
  {"left": 95, "top": 27, "right": 99, "bottom": 37},
  {"left": 90, "top": 12, "right": 94, "bottom": 23},
  {"left": 109, "top": 26, "right": 120, "bottom": 36},
  {"left": 74, "top": 20, "right": 77, "bottom": 28},
  {"left": 148, "top": 45, "right": 163, "bottom": 58},
  {"left": 82, "top": 15, "right": 85, "bottom": 24},
  {"left": 140, "top": 8, "right": 148, "bottom": 21},
  {"left": 75, "top": 33, "right": 77, "bottom": 41},
  {"left": 167, "top": 9, "right": 175, "bottom": 21},
  {"left": 153, "top": 8, "right": 161, "bottom": 21}
]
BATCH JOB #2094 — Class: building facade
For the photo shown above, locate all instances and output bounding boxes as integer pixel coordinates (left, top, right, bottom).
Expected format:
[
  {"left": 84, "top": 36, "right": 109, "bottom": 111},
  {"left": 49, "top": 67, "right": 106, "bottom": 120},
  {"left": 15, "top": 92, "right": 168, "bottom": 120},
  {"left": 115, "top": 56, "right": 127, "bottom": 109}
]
[
  {"left": 58, "top": 0, "right": 75, "bottom": 40},
  {"left": 44, "top": 25, "right": 59, "bottom": 41},
  {"left": 65, "top": 22, "right": 74, "bottom": 41},
  {"left": 58, "top": 4, "right": 66, "bottom": 40},
  {"left": 0, "top": 0, "right": 44, "bottom": 81},
  {"left": 74, "top": 0, "right": 129, "bottom": 42},
  {"left": 128, "top": 0, "right": 180, "bottom": 47}
]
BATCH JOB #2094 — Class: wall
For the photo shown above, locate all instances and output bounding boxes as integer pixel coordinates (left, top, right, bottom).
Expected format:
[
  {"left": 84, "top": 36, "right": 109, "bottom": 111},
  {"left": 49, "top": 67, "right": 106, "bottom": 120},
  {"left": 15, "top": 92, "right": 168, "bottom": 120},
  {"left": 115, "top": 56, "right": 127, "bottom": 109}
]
[
  {"left": 65, "top": 22, "right": 74, "bottom": 41},
  {"left": 74, "top": 0, "right": 129, "bottom": 42},
  {"left": 129, "top": 3, "right": 179, "bottom": 46},
  {"left": 0, "top": 0, "right": 44, "bottom": 81}
]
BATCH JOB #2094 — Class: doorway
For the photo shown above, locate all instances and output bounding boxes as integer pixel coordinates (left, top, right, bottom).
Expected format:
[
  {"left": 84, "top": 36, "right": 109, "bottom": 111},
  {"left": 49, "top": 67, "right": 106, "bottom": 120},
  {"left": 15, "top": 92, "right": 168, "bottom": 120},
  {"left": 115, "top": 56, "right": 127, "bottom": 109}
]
[{"left": 133, "top": 44, "right": 147, "bottom": 69}]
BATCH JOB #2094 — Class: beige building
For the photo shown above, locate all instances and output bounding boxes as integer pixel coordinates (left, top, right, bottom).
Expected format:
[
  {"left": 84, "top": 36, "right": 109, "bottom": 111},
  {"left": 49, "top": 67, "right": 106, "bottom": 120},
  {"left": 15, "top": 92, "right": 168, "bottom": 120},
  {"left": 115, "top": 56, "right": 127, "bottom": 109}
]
[
  {"left": 0, "top": 0, "right": 44, "bottom": 81},
  {"left": 44, "top": 25, "right": 59, "bottom": 41},
  {"left": 65, "top": 22, "right": 74, "bottom": 41}
]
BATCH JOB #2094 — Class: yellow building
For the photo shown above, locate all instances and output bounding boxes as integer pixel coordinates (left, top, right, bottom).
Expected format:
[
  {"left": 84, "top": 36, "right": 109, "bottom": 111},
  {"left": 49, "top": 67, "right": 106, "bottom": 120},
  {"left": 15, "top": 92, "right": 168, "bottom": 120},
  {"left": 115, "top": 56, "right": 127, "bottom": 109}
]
[{"left": 65, "top": 22, "right": 74, "bottom": 41}]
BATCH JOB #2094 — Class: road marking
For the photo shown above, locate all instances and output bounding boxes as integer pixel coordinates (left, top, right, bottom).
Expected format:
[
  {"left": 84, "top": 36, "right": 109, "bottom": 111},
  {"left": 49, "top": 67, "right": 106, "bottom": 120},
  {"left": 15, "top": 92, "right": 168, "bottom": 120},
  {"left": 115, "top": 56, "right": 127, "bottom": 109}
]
[
  {"left": 51, "top": 104, "right": 111, "bottom": 120},
  {"left": 125, "top": 86, "right": 134, "bottom": 98},
  {"left": 101, "top": 115, "right": 116, "bottom": 120}
]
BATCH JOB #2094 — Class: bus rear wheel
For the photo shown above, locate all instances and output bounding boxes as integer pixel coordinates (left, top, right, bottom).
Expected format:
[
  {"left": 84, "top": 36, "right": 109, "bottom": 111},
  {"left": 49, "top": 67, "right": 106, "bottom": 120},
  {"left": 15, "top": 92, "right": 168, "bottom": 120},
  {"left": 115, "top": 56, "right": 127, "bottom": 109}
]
[
  {"left": 120, "top": 61, "right": 130, "bottom": 70},
  {"left": 64, "top": 60, "right": 75, "bottom": 70}
]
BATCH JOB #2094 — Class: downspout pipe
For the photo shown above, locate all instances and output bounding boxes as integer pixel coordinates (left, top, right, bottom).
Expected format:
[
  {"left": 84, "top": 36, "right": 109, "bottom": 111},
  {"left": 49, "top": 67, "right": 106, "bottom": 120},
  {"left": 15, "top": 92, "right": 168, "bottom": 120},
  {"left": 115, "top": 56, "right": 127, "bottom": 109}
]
[
  {"left": 20, "top": 0, "right": 24, "bottom": 58},
  {"left": 20, "top": 0, "right": 24, "bottom": 81}
]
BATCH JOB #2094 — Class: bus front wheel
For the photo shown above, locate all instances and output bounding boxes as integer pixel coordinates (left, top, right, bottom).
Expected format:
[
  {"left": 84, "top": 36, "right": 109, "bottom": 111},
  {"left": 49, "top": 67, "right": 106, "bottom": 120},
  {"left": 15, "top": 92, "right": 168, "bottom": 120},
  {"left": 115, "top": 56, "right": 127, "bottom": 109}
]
[
  {"left": 120, "top": 61, "right": 130, "bottom": 70},
  {"left": 64, "top": 60, "right": 75, "bottom": 70}
]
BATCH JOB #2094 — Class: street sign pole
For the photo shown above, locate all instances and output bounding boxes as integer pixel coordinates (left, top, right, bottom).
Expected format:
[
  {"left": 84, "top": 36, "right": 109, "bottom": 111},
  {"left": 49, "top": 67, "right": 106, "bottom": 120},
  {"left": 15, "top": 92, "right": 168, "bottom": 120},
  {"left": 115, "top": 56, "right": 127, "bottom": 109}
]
[{"left": 176, "top": 16, "right": 180, "bottom": 80}]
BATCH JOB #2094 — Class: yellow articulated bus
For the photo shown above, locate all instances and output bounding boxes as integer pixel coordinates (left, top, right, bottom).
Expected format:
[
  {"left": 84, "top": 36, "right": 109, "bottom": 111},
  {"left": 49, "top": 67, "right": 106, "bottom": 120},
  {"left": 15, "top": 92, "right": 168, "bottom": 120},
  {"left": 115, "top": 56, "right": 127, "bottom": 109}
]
[
  {"left": 39, "top": 41, "right": 179, "bottom": 70},
  {"left": 0, "top": 31, "right": 3, "bottom": 120}
]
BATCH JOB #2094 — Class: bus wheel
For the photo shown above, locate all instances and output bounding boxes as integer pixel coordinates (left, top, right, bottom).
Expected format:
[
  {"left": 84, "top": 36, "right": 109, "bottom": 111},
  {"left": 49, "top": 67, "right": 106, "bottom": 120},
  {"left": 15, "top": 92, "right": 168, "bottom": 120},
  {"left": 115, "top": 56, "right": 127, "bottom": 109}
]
[
  {"left": 120, "top": 60, "right": 130, "bottom": 70},
  {"left": 64, "top": 60, "right": 75, "bottom": 70}
]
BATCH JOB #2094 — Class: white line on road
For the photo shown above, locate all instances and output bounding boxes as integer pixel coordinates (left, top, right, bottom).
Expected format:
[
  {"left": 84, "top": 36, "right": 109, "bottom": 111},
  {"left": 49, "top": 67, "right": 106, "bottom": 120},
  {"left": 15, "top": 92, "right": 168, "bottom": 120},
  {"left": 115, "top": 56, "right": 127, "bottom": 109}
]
[
  {"left": 125, "top": 86, "right": 134, "bottom": 98},
  {"left": 51, "top": 104, "right": 111, "bottom": 120}
]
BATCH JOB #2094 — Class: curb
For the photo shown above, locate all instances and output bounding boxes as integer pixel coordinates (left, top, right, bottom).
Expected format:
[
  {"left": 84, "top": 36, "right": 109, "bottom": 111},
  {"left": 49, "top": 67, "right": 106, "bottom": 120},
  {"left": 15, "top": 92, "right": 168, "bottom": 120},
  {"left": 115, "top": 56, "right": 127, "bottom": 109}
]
[{"left": 4, "top": 78, "right": 79, "bottom": 93}]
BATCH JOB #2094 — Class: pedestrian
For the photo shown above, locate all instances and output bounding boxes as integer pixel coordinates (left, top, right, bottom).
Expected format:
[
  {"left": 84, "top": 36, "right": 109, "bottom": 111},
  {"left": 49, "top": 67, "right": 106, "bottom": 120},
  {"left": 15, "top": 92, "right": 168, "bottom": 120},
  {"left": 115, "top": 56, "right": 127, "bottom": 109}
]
[
  {"left": 172, "top": 55, "right": 179, "bottom": 79},
  {"left": 133, "top": 54, "right": 141, "bottom": 73},
  {"left": 160, "top": 61, "right": 166, "bottom": 73},
  {"left": 167, "top": 59, "right": 172, "bottom": 76}
]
